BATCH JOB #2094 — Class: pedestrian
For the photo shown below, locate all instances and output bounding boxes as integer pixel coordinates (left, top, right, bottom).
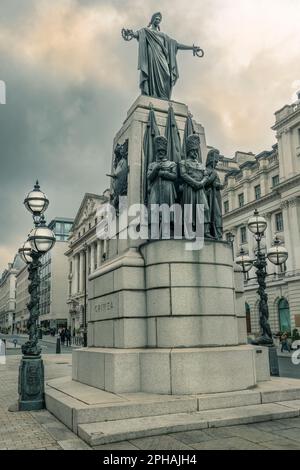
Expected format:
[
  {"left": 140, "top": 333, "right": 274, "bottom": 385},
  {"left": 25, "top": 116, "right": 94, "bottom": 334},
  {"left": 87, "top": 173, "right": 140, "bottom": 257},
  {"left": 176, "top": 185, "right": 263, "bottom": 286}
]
[
  {"left": 60, "top": 328, "right": 66, "bottom": 346},
  {"left": 281, "top": 332, "right": 291, "bottom": 353},
  {"left": 66, "top": 328, "right": 71, "bottom": 347}
]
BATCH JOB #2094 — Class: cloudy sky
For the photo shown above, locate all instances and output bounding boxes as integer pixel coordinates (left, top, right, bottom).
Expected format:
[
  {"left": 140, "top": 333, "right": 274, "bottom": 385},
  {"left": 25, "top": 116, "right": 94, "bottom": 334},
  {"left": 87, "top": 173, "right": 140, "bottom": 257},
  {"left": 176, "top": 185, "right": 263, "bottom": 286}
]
[{"left": 0, "top": 0, "right": 300, "bottom": 271}]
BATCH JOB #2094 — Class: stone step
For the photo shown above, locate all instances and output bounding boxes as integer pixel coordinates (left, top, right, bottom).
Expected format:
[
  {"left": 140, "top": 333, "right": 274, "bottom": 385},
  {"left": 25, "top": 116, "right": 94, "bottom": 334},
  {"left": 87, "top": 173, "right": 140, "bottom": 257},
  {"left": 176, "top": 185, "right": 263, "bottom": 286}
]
[
  {"left": 45, "top": 377, "right": 300, "bottom": 433},
  {"left": 77, "top": 402, "right": 300, "bottom": 446}
]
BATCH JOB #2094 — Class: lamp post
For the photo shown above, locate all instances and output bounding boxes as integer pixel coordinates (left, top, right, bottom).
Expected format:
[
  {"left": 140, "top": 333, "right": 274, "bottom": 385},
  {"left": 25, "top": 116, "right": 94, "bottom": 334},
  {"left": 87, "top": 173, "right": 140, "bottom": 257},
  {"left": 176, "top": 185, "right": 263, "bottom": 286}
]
[
  {"left": 235, "top": 209, "right": 288, "bottom": 376},
  {"left": 18, "top": 181, "right": 55, "bottom": 411},
  {"left": 82, "top": 243, "right": 88, "bottom": 347}
]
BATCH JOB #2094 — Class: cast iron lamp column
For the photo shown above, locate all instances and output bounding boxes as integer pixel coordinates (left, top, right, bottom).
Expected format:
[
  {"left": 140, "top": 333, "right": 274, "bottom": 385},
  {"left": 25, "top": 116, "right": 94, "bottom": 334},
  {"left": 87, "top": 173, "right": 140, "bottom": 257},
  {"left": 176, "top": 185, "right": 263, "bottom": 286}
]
[
  {"left": 18, "top": 181, "right": 55, "bottom": 411},
  {"left": 235, "top": 209, "right": 288, "bottom": 376}
]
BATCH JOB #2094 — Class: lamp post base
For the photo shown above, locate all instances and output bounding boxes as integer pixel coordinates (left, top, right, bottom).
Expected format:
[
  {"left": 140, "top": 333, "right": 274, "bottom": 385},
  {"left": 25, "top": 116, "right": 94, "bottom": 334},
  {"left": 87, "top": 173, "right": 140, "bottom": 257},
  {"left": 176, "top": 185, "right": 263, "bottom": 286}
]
[
  {"left": 18, "top": 355, "right": 45, "bottom": 411},
  {"left": 268, "top": 345, "right": 280, "bottom": 377}
]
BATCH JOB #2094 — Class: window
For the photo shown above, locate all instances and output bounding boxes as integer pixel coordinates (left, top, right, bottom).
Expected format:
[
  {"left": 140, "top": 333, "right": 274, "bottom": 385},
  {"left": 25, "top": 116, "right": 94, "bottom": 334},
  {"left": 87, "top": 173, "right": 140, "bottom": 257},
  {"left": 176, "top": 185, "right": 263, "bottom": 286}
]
[
  {"left": 278, "top": 298, "right": 291, "bottom": 333},
  {"left": 254, "top": 185, "right": 261, "bottom": 200},
  {"left": 272, "top": 175, "right": 279, "bottom": 187},
  {"left": 275, "top": 212, "right": 284, "bottom": 232},
  {"left": 224, "top": 200, "right": 229, "bottom": 214},
  {"left": 240, "top": 226, "right": 247, "bottom": 244},
  {"left": 238, "top": 193, "right": 244, "bottom": 207}
]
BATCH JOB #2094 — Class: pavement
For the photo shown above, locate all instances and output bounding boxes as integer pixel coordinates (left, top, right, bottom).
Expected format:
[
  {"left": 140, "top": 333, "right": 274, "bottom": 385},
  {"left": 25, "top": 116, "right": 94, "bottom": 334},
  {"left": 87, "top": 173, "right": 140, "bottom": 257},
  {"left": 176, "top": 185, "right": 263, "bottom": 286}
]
[
  {"left": 2, "top": 353, "right": 300, "bottom": 450},
  {"left": 0, "top": 354, "right": 91, "bottom": 450}
]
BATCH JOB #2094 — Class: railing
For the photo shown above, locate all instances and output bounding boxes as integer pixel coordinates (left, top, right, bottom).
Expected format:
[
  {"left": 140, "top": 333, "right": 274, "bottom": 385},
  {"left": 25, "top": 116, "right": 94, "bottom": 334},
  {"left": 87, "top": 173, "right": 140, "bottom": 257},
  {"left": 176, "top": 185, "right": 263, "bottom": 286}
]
[{"left": 72, "top": 335, "right": 84, "bottom": 346}]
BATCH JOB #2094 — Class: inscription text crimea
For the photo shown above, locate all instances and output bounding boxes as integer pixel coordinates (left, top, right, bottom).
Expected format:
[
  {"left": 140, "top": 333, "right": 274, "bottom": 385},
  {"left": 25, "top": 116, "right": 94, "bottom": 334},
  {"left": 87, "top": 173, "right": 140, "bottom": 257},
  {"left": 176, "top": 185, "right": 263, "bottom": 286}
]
[{"left": 94, "top": 301, "right": 114, "bottom": 313}]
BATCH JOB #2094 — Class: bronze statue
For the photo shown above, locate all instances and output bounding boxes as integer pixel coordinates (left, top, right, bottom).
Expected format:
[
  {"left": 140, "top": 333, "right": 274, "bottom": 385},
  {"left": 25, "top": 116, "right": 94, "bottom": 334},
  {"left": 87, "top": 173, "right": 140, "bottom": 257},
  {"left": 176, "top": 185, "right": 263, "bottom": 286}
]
[
  {"left": 122, "top": 12, "right": 204, "bottom": 100},
  {"left": 147, "top": 135, "right": 177, "bottom": 208},
  {"left": 179, "top": 134, "right": 210, "bottom": 237},
  {"left": 205, "top": 148, "right": 223, "bottom": 239},
  {"left": 107, "top": 140, "right": 129, "bottom": 210}
]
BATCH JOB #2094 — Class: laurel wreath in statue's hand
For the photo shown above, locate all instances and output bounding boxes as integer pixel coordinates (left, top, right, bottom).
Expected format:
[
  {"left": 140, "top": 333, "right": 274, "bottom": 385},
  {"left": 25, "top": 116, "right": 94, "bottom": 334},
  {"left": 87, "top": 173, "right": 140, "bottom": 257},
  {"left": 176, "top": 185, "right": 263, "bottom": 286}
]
[
  {"left": 121, "top": 28, "right": 134, "bottom": 41},
  {"left": 193, "top": 45, "right": 204, "bottom": 58}
]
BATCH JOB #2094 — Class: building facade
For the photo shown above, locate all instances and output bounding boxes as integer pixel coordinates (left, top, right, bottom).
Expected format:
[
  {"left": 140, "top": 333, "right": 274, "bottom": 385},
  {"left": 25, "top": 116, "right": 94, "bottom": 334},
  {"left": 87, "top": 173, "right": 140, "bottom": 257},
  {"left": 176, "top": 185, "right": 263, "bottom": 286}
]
[
  {"left": 39, "top": 217, "right": 74, "bottom": 331},
  {"left": 221, "top": 93, "right": 300, "bottom": 336},
  {"left": 14, "top": 217, "right": 73, "bottom": 333},
  {"left": 0, "top": 254, "right": 24, "bottom": 333},
  {"left": 15, "top": 264, "right": 30, "bottom": 333},
  {"left": 66, "top": 192, "right": 109, "bottom": 333}
]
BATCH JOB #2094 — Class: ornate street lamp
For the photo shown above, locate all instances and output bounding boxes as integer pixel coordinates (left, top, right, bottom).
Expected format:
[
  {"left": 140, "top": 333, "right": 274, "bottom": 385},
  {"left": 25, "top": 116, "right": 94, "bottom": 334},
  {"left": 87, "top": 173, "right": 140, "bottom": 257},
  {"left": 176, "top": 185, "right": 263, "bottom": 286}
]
[
  {"left": 18, "top": 182, "right": 55, "bottom": 411},
  {"left": 235, "top": 209, "right": 288, "bottom": 376},
  {"left": 24, "top": 180, "right": 49, "bottom": 223}
]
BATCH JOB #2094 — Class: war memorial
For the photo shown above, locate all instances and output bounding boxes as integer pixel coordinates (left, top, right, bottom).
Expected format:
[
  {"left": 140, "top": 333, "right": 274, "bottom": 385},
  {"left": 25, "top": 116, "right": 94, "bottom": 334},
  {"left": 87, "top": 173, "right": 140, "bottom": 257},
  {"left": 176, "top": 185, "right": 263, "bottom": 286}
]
[{"left": 44, "top": 13, "right": 300, "bottom": 446}]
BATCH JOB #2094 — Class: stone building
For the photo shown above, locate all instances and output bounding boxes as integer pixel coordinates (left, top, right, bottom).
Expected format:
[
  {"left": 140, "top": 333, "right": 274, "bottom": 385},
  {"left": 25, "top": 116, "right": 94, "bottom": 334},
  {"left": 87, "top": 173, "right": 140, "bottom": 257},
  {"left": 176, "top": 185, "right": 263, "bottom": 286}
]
[
  {"left": 66, "top": 192, "right": 109, "bottom": 333},
  {"left": 15, "top": 263, "right": 29, "bottom": 333},
  {"left": 14, "top": 217, "right": 73, "bottom": 333},
  {"left": 38, "top": 217, "right": 73, "bottom": 331},
  {"left": 0, "top": 254, "right": 24, "bottom": 333},
  {"left": 221, "top": 93, "right": 300, "bottom": 336}
]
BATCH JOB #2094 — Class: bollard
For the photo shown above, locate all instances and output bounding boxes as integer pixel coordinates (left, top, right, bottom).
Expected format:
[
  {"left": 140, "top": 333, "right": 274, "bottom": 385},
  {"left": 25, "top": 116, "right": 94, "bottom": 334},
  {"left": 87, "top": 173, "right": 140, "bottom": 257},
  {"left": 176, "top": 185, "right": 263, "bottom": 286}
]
[
  {"left": 56, "top": 337, "right": 61, "bottom": 354},
  {"left": 38, "top": 329, "right": 43, "bottom": 339}
]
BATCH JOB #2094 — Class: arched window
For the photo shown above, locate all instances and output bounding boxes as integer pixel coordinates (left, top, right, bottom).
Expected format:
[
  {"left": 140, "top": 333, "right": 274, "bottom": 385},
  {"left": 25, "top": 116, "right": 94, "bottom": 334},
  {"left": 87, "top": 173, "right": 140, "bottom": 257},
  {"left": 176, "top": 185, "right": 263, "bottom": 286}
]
[
  {"left": 245, "top": 302, "right": 251, "bottom": 333},
  {"left": 278, "top": 298, "right": 291, "bottom": 333}
]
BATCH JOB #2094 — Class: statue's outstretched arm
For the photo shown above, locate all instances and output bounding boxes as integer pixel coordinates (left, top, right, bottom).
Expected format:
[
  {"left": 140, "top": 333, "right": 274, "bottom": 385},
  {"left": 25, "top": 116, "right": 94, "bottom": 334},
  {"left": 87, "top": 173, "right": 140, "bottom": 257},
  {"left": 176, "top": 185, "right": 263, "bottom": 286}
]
[
  {"left": 121, "top": 28, "right": 139, "bottom": 41},
  {"left": 177, "top": 42, "right": 204, "bottom": 57}
]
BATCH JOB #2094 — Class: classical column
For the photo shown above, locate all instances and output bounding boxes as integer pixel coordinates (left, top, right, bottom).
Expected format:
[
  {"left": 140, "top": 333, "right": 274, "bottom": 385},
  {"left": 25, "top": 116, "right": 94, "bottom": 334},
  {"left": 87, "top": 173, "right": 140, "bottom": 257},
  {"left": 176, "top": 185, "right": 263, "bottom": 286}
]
[
  {"left": 281, "top": 200, "right": 294, "bottom": 271},
  {"left": 91, "top": 243, "right": 95, "bottom": 273},
  {"left": 288, "top": 198, "right": 300, "bottom": 271},
  {"left": 72, "top": 255, "right": 76, "bottom": 295},
  {"left": 96, "top": 240, "right": 101, "bottom": 268},
  {"left": 75, "top": 254, "right": 80, "bottom": 294},
  {"left": 79, "top": 251, "right": 84, "bottom": 292}
]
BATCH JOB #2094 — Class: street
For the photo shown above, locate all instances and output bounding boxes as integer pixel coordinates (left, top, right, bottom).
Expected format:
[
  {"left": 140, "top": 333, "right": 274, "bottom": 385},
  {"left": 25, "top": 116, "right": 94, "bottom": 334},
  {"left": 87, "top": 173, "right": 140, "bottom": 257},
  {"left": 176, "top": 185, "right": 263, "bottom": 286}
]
[{"left": 0, "top": 333, "right": 74, "bottom": 355}]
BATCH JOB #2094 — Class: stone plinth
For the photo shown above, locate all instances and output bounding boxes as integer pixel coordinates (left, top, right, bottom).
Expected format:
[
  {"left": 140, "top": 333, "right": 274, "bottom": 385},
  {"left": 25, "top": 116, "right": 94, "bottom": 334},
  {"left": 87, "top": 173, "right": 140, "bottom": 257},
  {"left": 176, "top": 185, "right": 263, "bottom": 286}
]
[
  {"left": 74, "top": 240, "right": 268, "bottom": 394},
  {"left": 73, "top": 345, "right": 259, "bottom": 395}
]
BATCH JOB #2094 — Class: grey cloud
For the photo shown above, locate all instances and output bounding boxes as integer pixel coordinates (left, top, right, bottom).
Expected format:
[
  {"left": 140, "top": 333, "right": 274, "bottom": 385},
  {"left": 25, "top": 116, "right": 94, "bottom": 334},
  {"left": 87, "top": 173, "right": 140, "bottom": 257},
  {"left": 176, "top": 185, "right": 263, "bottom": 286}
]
[{"left": 0, "top": 0, "right": 300, "bottom": 269}]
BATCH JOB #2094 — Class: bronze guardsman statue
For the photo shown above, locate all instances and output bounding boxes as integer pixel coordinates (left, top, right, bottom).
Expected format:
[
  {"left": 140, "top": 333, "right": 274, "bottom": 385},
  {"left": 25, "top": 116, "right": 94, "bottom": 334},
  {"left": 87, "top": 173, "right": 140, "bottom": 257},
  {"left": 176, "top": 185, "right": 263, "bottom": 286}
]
[
  {"left": 179, "top": 134, "right": 211, "bottom": 237},
  {"left": 122, "top": 12, "right": 204, "bottom": 100},
  {"left": 147, "top": 135, "right": 177, "bottom": 208},
  {"left": 205, "top": 148, "right": 223, "bottom": 239},
  {"left": 107, "top": 140, "right": 129, "bottom": 211}
]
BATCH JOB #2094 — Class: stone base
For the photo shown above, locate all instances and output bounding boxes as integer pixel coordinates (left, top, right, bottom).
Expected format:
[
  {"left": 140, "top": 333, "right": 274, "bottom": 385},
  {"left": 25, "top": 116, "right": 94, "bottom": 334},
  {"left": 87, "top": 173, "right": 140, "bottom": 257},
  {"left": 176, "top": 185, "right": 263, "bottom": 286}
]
[
  {"left": 18, "top": 356, "right": 45, "bottom": 411},
  {"left": 45, "top": 375, "right": 300, "bottom": 445},
  {"left": 73, "top": 344, "right": 269, "bottom": 395}
]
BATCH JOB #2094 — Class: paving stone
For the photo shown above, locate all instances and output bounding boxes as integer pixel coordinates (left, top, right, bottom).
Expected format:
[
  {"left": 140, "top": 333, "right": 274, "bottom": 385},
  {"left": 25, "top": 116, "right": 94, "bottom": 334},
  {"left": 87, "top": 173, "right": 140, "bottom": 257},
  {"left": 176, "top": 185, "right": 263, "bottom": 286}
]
[
  {"left": 260, "top": 437, "right": 300, "bottom": 450},
  {"left": 271, "top": 417, "right": 300, "bottom": 428},
  {"left": 94, "top": 441, "right": 140, "bottom": 450},
  {"left": 191, "top": 437, "right": 266, "bottom": 450},
  {"left": 129, "top": 435, "right": 193, "bottom": 450},
  {"left": 269, "top": 427, "right": 300, "bottom": 442},
  {"left": 250, "top": 420, "right": 295, "bottom": 432},
  {"left": 57, "top": 439, "right": 92, "bottom": 450},
  {"left": 224, "top": 424, "right": 280, "bottom": 443},
  {"left": 169, "top": 430, "right": 213, "bottom": 444}
]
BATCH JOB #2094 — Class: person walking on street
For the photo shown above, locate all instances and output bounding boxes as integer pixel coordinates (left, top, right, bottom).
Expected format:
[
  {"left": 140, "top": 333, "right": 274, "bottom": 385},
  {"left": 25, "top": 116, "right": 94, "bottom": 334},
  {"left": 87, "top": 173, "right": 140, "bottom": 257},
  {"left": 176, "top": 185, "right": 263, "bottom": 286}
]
[
  {"left": 66, "top": 328, "right": 71, "bottom": 347},
  {"left": 60, "top": 328, "right": 66, "bottom": 347},
  {"left": 281, "top": 332, "right": 291, "bottom": 353}
]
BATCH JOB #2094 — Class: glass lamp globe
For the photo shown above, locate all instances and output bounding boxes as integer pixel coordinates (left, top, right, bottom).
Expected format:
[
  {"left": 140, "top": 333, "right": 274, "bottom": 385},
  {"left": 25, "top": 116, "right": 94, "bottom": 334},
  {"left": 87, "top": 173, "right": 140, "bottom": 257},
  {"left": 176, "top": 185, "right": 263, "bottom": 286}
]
[
  {"left": 28, "top": 218, "right": 56, "bottom": 254},
  {"left": 248, "top": 209, "right": 267, "bottom": 235},
  {"left": 235, "top": 248, "right": 253, "bottom": 273},
  {"left": 267, "top": 237, "right": 288, "bottom": 266},
  {"left": 24, "top": 180, "right": 49, "bottom": 217},
  {"left": 18, "top": 240, "right": 33, "bottom": 264}
]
